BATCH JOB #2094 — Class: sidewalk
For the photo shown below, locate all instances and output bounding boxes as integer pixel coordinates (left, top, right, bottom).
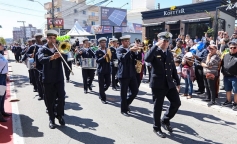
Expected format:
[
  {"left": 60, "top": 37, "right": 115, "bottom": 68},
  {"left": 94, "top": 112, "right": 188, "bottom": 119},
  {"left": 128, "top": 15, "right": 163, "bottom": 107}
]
[{"left": 140, "top": 72, "right": 237, "bottom": 116}]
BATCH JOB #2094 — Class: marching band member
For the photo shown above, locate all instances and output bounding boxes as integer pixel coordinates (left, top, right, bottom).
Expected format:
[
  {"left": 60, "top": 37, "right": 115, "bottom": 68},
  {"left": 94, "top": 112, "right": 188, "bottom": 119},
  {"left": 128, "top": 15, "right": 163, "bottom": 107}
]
[
  {"left": 145, "top": 32, "right": 181, "bottom": 138},
  {"left": 22, "top": 38, "right": 33, "bottom": 84},
  {"left": 38, "top": 30, "right": 66, "bottom": 129},
  {"left": 116, "top": 35, "right": 141, "bottom": 116},
  {"left": 109, "top": 38, "right": 119, "bottom": 90},
  {"left": 41, "top": 37, "right": 47, "bottom": 45},
  {"left": 79, "top": 38, "right": 96, "bottom": 94},
  {"left": 95, "top": 37, "right": 111, "bottom": 104}
]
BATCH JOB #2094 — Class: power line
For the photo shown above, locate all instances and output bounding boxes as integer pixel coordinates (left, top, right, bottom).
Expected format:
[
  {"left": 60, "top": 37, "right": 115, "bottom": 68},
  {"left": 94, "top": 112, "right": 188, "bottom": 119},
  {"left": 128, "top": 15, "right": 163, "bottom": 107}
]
[
  {"left": 0, "top": 8, "right": 43, "bottom": 17},
  {"left": 0, "top": 2, "right": 45, "bottom": 12}
]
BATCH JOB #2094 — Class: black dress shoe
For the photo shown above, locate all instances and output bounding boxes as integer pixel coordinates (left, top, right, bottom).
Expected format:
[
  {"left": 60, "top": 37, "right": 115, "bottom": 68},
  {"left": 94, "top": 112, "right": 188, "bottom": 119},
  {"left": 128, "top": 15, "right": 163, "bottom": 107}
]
[
  {"left": 66, "top": 80, "right": 69, "bottom": 83},
  {"left": 127, "top": 107, "right": 131, "bottom": 113},
  {"left": 121, "top": 112, "right": 129, "bottom": 117},
  {"left": 161, "top": 121, "right": 173, "bottom": 133},
  {"left": 202, "top": 99, "right": 211, "bottom": 102},
  {"left": 153, "top": 130, "right": 166, "bottom": 138},
  {"left": 88, "top": 86, "right": 92, "bottom": 91},
  {"left": 2, "top": 112, "right": 11, "bottom": 117},
  {"left": 38, "top": 97, "right": 43, "bottom": 101},
  {"left": 84, "top": 90, "right": 88, "bottom": 94},
  {"left": 56, "top": 116, "right": 65, "bottom": 126},
  {"left": 101, "top": 100, "right": 107, "bottom": 104},
  {"left": 196, "top": 91, "right": 204, "bottom": 94},
  {"left": 49, "top": 121, "right": 56, "bottom": 129},
  {"left": 207, "top": 101, "right": 216, "bottom": 106},
  {"left": 0, "top": 114, "right": 7, "bottom": 122}
]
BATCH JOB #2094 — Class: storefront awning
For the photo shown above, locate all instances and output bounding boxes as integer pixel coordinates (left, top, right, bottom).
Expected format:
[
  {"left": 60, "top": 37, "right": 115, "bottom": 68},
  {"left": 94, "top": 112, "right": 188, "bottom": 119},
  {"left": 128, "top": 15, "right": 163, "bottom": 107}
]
[
  {"left": 181, "top": 17, "right": 211, "bottom": 23},
  {"left": 142, "top": 22, "right": 164, "bottom": 27},
  {"left": 165, "top": 21, "right": 179, "bottom": 25}
]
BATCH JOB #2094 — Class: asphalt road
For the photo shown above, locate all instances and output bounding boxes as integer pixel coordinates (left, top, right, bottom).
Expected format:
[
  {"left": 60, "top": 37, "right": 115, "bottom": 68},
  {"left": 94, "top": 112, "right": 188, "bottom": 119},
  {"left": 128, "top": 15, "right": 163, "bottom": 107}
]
[{"left": 8, "top": 50, "right": 237, "bottom": 144}]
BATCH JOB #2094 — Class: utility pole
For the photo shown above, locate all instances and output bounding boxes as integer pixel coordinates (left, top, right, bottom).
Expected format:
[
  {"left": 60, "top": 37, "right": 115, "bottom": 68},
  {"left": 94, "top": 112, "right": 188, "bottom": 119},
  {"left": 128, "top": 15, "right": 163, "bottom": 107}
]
[
  {"left": 17, "top": 21, "right": 27, "bottom": 43},
  {"left": 52, "top": 0, "right": 55, "bottom": 28}
]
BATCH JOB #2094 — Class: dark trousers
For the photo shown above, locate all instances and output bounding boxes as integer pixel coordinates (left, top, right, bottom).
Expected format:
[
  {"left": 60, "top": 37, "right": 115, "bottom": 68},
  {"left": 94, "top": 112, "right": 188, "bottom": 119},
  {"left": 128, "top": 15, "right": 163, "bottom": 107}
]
[
  {"left": 0, "top": 74, "right": 7, "bottom": 113},
  {"left": 98, "top": 73, "right": 111, "bottom": 101},
  {"left": 195, "top": 65, "right": 205, "bottom": 92},
  {"left": 34, "top": 70, "right": 44, "bottom": 98},
  {"left": 147, "top": 66, "right": 152, "bottom": 82},
  {"left": 30, "top": 69, "right": 37, "bottom": 90},
  {"left": 119, "top": 76, "right": 138, "bottom": 112},
  {"left": 15, "top": 54, "right": 20, "bottom": 62},
  {"left": 111, "top": 66, "right": 118, "bottom": 87},
  {"left": 152, "top": 88, "right": 181, "bottom": 131},
  {"left": 136, "top": 73, "right": 142, "bottom": 88},
  {"left": 82, "top": 69, "right": 95, "bottom": 91},
  {"left": 203, "top": 76, "right": 218, "bottom": 101},
  {"left": 63, "top": 61, "right": 72, "bottom": 80},
  {"left": 44, "top": 81, "right": 65, "bottom": 121}
]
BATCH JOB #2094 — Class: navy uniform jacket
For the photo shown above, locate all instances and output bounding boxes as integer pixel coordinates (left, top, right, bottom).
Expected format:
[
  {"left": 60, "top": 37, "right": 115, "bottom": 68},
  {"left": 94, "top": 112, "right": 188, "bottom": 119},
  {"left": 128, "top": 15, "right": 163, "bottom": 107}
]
[
  {"left": 110, "top": 47, "right": 117, "bottom": 66},
  {"left": 38, "top": 45, "right": 64, "bottom": 83},
  {"left": 78, "top": 48, "right": 95, "bottom": 58},
  {"left": 15, "top": 46, "right": 22, "bottom": 55},
  {"left": 144, "top": 45, "right": 180, "bottom": 89},
  {"left": 95, "top": 49, "right": 110, "bottom": 74},
  {"left": 116, "top": 46, "right": 141, "bottom": 79}
]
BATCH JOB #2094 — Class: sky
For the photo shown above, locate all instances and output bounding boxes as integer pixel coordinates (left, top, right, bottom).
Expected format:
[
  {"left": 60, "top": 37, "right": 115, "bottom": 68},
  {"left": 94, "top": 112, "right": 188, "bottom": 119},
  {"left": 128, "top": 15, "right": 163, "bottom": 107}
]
[{"left": 0, "top": 0, "right": 191, "bottom": 38}]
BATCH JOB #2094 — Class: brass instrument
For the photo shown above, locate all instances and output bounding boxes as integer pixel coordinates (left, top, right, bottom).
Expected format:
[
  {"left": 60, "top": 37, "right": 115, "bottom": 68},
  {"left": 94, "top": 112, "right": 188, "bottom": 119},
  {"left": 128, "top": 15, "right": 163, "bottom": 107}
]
[
  {"left": 53, "top": 42, "right": 74, "bottom": 75},
  {"left": 135, "top": 60, "right": 143, "bottom": 73},
  {"left": 106, "top": 48, "right": 112, "bottom": 62}
]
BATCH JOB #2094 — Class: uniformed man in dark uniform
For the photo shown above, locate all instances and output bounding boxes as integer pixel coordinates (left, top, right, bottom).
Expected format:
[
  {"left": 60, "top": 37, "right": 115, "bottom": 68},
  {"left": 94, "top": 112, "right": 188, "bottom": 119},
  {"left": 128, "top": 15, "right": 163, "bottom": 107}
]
[
  {"left": 145, "top": 32, "right": 181, "bottom": 138},
  {"left": 24, "top": 39, "right": 38, "bottom": 92},
  {"left": 116, "top": 35, "right": 141, "bottom": 116},
  {"left": 95, "top": 37, "right": 111, "bottom": 104},
  {"left": 31, "top": 33, "right": 44, "bottom": 101},
  {"left": 109, "top": 38, "right": 119, "bottom": 90},
  {"left": 41, "top": 37, "right": 47, "bottom": 45},
  {"left": 38, "top": 30, "right": 66, "bottom": 129},
  {"left": 22, "top": 38, "right": 33, "bottom": 84},
  {"left": 14, "top": 43, "right": 22, "bottom": 62},
  {"left": 78, "top": 38, "right": 96, "bottom": 94}
]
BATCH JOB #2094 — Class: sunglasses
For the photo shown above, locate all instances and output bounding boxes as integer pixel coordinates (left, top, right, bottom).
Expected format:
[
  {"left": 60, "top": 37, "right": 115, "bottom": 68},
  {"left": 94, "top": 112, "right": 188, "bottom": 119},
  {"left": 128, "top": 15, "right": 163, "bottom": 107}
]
[{"left": 230, "top": 47, "right": 237, "bottom": 49}]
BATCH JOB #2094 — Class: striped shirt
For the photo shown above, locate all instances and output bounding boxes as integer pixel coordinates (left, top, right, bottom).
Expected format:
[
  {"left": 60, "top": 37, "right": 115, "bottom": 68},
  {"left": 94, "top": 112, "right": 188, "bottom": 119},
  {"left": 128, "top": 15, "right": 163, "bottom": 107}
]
[{"left": 202, "top": 54, "right": 220, "bottom": 76}]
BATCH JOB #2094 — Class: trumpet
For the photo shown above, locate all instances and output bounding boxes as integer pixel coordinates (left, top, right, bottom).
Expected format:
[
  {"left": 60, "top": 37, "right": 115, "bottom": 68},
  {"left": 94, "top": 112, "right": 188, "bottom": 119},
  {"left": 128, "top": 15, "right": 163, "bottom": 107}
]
[{"left": 52, "top": 42, "right": 74, "bottom": 75}]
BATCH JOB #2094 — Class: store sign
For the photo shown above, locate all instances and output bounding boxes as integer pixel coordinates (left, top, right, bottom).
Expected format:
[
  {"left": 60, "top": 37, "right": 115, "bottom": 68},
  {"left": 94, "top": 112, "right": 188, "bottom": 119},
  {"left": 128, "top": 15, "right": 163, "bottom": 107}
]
[
  {"left": 164, "top": 7, "right": 185, "bottom": 16},
  {"left": 47, "top": 18, "right": 64, "bottom": 29}
]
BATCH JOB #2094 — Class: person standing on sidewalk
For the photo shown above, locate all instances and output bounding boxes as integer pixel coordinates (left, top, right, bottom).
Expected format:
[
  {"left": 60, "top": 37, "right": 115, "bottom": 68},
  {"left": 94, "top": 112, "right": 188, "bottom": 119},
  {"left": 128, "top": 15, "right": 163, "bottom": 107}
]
[
  {"left": 221, "top": 41, "right": 237, "bottom": 110},
  {"left": 145, "top": 32, "right": 181, "bottom": 138},
  {"left": 0, "top": 43, "right": 11, "bottom": 122},
  {"left": 201, "top": 45, "right": 221, "bottom": 106}
]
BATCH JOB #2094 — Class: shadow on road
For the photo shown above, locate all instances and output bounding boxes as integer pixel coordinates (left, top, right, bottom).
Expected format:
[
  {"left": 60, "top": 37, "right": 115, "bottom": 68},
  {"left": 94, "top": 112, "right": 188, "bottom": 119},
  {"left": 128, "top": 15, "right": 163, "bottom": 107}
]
[
  {"left": 64, "top": 102, "right": 83, "bottom": 111},
  {"left": 64, "top": 114, "right": 99, "bottom": 130},
  {"left": 19, "top": 114, "right": 44, "bottom": 138},
  {"left": 57, "top": 126, "right": 115, "bottom": 144}
]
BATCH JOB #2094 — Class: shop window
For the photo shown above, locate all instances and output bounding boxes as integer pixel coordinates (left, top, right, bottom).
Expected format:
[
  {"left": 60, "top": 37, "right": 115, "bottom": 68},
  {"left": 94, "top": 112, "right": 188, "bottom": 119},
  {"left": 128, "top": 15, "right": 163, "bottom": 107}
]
[
  {"left": 82, "top": 10, "right": 86, "bottom": 15},
  {"left": 145, "top": 25, "right": 165, "bottom": 43},
  {"left": 91, "top": 21, "right": 95, "bottom": 25},
  {"left": 185, "top": 22, "right": 210, "bottom": 39}
]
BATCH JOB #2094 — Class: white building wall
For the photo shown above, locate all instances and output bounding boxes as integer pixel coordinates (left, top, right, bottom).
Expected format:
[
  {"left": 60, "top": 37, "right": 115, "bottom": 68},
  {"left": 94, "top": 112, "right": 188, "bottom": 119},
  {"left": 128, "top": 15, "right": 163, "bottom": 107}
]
[
  {"left": 127, "top": 12, "right": 143, "bottom": 24},
  {"left": 219, "top": 11, "right": 235, "bottom": 35}
]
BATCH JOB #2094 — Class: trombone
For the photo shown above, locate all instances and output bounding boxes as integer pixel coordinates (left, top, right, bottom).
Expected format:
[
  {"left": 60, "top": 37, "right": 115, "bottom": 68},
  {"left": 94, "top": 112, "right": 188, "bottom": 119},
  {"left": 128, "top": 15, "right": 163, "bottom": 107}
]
[{"left": 52, "top": 42, "right": 74, "bottom": 75}]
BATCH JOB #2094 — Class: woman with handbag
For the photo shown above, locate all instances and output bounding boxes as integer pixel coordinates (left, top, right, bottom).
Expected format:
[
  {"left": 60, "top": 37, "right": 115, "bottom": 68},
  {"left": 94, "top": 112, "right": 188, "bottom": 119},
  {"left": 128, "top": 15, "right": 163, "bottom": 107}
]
[
  {"left": 0, "top": 43, "right": 11, "bottom": 122},
  {"left": 201, "top": 45, "right": 221, "bottom": 106}
]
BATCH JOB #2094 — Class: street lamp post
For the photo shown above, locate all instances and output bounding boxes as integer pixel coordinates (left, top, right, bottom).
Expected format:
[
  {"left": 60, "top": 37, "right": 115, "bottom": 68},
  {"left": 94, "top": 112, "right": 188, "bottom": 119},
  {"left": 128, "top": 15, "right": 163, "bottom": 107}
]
[{"left": 27, "top": 0, "right": 44, "bottom": 7}]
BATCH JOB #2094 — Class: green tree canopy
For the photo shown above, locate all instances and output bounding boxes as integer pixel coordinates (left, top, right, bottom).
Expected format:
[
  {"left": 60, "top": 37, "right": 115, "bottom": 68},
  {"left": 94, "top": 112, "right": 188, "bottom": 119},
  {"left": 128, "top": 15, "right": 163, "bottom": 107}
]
[{"left": 0, "top": 37, "right": 6, "bottom": 45}]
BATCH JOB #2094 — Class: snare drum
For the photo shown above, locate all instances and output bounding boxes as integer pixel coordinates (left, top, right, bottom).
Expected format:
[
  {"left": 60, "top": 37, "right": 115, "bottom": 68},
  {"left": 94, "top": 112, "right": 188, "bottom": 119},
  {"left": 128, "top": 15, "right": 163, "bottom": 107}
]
[
  {"left": 26, "top": 58, "right": 34, "bottom": 70},
  {"left": 113, "top": 59, "right": 118, "bottom": 67},
  {"left": 81, "top": 58, "right": 97, "bottom": 69}
]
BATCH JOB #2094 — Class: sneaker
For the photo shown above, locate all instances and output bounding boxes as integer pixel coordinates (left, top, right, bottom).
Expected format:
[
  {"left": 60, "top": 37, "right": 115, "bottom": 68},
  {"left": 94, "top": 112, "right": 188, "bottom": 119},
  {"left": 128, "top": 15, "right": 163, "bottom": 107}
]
[
  {"left": 222, "top": 100, "right": 232, "bottom": 106},
  {"left": 232, "top": 103, "right": 237, "bottom": 111}
]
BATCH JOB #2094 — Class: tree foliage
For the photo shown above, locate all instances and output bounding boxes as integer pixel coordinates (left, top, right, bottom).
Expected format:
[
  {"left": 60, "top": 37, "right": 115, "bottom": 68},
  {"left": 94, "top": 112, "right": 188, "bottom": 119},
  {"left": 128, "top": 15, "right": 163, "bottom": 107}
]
[{"left": 0, "top": 37, "right": 6, "bottom": 45}]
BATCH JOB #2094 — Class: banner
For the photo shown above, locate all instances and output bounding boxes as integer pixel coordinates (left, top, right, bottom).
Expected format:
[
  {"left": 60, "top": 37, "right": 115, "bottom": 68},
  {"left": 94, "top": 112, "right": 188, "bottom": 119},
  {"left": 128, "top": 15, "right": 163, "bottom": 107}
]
[
  {"left": 83, "top": 23, "right": 142, "bottom": 34},
  {"left": 47, "top": 18, "right": 64, "bottom": 29},
  {"left": 100, "top": 7, "right": 127, "bottom": 27}
]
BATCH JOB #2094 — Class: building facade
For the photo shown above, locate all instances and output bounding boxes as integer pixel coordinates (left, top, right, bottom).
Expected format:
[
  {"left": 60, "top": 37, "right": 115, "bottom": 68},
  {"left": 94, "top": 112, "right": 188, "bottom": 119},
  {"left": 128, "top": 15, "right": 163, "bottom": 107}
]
[
  {"left": 13, "top": 25, "right": 42, "bottom": 42},
  {"left": 141, "top": 0, "right": 236, "bottom": 41},
  {"left": 44, "top": 0, "right": 102, "bottom": 31}
]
